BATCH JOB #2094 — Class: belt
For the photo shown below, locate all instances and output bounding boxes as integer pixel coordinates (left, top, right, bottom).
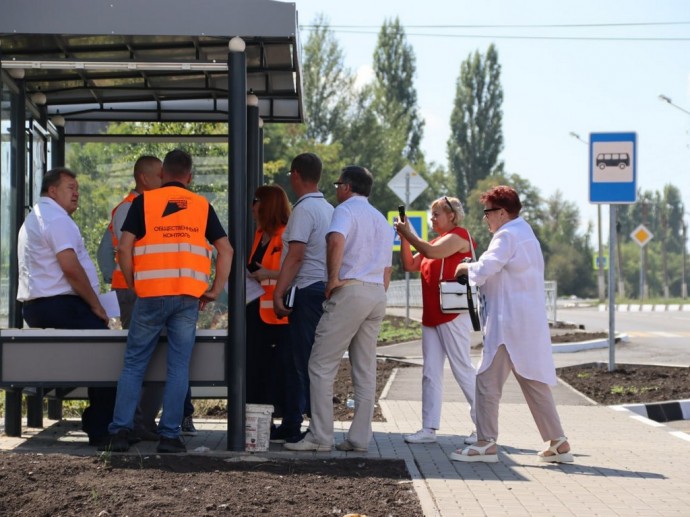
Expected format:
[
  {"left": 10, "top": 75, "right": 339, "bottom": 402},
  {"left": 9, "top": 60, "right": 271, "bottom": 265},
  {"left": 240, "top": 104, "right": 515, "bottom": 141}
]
[
  {"left": 23, "top": 294, "right": 79, "bottom": 306},
  {"left": 341, "top": 279, "right": 383, "bottom": 287}
]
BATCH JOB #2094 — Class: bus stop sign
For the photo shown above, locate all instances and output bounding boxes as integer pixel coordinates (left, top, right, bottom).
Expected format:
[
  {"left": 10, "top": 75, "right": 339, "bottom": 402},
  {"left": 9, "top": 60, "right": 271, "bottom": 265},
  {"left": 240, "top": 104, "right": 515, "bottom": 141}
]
[{"left": 589, "top": 132, "right": 637, "bottom": 204}]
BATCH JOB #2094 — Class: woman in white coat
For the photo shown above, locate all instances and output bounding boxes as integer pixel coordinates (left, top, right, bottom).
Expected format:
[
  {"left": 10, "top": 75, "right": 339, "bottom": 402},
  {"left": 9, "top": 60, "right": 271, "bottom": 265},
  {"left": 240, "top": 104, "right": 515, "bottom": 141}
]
[{"left": 450, "top": 185, "right": 573, "bottom": 464}]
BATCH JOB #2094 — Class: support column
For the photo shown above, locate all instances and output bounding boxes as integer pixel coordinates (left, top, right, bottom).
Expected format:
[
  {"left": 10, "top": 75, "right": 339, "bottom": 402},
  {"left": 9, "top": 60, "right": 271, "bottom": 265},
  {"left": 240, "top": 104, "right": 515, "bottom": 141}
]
[
  {"left": 9, "top": 73, "right": 26, "bottom": 330},
  {"left": 4, "top": 389, "right": 23, "bottom": 437},
  {"left": 227, "top": 37, "right": 248, "bottom": 452},
  {"left": 51, "top": 115, "right": 66, "bottom": 167},
  {"left": 26, "top": 389, "right": 44, "bottom": 428},
  {"left": 246, "top": 93, "right": 260, "bottom": 250},
  {"left": 258, "top": 119, "right": 265, "bottom": 186}
]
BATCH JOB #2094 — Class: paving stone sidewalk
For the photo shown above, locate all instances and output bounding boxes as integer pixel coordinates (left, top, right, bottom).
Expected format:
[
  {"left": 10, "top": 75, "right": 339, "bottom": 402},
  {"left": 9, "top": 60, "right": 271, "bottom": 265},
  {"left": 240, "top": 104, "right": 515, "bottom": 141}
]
[{"left": 3, "top": 307, "right": 690, "bottom": 516}]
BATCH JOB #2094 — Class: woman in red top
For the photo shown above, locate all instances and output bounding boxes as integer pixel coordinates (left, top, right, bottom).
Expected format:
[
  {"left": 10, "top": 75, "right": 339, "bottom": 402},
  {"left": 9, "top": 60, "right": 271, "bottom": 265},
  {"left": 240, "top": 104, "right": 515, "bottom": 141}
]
[{"left": 394, "top": 196, "right": 477, "bottom": 445}]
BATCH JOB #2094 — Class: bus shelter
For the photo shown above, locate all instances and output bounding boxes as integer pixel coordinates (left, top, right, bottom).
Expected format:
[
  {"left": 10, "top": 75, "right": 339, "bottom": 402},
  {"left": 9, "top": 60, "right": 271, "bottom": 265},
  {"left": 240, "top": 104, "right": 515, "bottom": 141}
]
[{"left": 0, "top": 0, "right": 304, "bottom": 451}]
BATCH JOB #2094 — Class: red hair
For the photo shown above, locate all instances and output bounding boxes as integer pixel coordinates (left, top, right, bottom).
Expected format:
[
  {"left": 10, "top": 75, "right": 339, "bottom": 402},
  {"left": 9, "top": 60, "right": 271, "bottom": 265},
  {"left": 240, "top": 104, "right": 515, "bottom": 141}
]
[
  {"left": 254, "top": 185, "right": 290, "bottom": 234},
  {"left": 479, "top": 185, "right": 522, "bottom": 217}
]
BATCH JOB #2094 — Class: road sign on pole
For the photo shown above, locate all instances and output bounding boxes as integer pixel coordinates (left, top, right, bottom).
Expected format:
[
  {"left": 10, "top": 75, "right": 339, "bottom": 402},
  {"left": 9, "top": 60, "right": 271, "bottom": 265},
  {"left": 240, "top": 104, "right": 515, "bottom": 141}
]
[
  {"left": 589, "top": 132, "right": 637, "bottom": 204},
  {"left": 388, "top": 165, "right": 428, "bottom": 325},
  {"left": 630, "top": 224, "right": 653, "bottom": 247},
  {"left": 388, "top": 164, "right": 428, "bottom": 205}
]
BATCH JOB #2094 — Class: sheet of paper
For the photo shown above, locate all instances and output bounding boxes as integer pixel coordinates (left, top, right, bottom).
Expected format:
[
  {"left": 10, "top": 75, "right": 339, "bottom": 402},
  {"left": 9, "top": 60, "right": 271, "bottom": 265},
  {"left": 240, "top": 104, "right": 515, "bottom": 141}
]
[
  {"left": 99, "top": 290, "right": 120, "bottom": 318},
  {"left": 245, "top": 269, "right": 265, "bottom": 305}
]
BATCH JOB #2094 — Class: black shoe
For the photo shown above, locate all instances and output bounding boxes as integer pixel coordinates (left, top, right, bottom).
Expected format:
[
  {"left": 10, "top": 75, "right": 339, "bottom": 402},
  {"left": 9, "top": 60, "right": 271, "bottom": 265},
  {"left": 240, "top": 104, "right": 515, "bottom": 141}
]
[
  {"left": 157, "top": 435, "right": 186, "bottom": 453},
  {"left": 89, "top": 435, "right": 108, "bottom": 447},
  {"left": 97, "top": 429, "right": 130, "bottom": 452},
  {"left": 270, "top": 425, "right": 302, "bottom": 444},
  {"left": 132, "top": 429, "right": 160, "bottom": 442}
]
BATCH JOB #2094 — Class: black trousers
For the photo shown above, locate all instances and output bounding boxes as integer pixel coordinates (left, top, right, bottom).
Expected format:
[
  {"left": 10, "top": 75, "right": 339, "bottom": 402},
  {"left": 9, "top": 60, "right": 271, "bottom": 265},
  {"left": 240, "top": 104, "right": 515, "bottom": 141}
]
[{"left": 23, "top": 295, "right": 116, "bottom": 441}]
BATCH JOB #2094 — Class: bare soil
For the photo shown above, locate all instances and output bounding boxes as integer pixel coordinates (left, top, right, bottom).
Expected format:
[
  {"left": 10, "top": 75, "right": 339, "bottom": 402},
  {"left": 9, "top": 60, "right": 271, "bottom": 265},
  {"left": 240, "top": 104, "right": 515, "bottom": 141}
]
[
  {"left": 557, "top": 363, "right": 690, "bottom": 405},
  {"left": 0, "top": 454, "right": 422, "bottom": 517}
]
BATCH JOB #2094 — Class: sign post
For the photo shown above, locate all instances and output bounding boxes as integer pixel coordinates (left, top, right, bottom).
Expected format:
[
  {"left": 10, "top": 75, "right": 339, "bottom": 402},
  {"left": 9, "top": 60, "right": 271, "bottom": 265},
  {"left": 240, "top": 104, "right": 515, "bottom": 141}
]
[
  {"left": 589, "top": 132, "right": 637, "bottom": 372},
  {"left": 388, "top": 165, "right": 428, "bottom": 324},
  {"left": 630, "top": 224, "right": 653, "bottom": 300}
]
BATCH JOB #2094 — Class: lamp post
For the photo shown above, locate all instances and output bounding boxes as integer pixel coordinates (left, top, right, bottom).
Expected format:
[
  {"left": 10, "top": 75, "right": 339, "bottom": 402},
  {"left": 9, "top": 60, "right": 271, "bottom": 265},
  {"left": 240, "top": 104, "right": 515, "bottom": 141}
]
[
  {"left": 570, "top": 132, "right": 606, "bottom": 302},
  {"left": 683, "top": 216, "right": 688, "bottom": 299},
  {"left": 658, "top": 95, "right": 690, "bottom": 299},
  {"left": 659, "top": 94, "right": 690, "bottom": 116}
]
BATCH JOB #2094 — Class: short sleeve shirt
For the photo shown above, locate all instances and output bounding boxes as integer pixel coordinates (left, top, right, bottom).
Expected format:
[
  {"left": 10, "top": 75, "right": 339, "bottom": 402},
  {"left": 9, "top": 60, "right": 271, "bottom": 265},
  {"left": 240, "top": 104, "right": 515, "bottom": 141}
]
[
  {"left": 17, "top": 197, "right": 100, "bottom": 301},
  {"left": 281, "top": 192, "right": 334, "bottom": 289},
  {"left": 327, "top": 196, "right": 393, "bottom": 284}
]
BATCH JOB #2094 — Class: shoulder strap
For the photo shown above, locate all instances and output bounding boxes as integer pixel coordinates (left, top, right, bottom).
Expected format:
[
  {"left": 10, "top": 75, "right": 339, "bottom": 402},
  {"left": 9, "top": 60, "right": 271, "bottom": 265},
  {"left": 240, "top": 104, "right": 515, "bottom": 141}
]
[{"left": 439, "top": 228, "right": 476, "bottom": 282}]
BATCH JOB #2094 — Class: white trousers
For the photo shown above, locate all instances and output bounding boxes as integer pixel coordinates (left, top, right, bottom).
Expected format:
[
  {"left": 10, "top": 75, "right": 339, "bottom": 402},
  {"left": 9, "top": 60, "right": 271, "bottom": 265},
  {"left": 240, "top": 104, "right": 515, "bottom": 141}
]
[
  {"left": 421, "top": 313, "right": 476, "bottom": 430},
  {"left": 308, "top": 283, "right": 387, "bottom": 449}
]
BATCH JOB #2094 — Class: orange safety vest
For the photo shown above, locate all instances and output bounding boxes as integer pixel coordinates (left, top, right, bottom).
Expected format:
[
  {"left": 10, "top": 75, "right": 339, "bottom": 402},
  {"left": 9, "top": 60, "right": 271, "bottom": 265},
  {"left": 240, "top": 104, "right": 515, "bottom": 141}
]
[
  {"left": 109, "top": 191, "right": 138, "bottom": 289},
  {"left": 132, "top": 186, "right": 213, "bottom": 298},
  {"left": 249, "top": 226, "right": 287, "bottom": 325}
]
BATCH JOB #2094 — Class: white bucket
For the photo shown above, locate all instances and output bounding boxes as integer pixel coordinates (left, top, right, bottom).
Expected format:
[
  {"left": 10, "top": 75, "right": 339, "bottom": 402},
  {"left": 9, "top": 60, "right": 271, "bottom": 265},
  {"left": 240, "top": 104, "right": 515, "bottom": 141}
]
[{"left": 245, "top": 403, "right": 273, "bottom": 452}]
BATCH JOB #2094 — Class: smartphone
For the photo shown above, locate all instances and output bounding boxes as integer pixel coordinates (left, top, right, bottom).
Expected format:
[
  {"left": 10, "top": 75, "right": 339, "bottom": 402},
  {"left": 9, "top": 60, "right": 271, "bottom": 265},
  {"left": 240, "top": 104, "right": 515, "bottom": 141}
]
[
  {"left": 247, "top": 262, "right": 261, "bottom": 273},
  {"left": 398, "top": 205, "right": 406, "bottom": 222}
]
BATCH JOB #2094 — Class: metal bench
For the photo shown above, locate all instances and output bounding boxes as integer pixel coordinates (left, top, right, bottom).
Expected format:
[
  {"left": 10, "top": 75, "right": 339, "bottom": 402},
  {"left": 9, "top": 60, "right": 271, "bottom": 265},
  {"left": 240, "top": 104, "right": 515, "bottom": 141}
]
[{"left": 0, "top": 328, "right": 228, "bottom": 437}]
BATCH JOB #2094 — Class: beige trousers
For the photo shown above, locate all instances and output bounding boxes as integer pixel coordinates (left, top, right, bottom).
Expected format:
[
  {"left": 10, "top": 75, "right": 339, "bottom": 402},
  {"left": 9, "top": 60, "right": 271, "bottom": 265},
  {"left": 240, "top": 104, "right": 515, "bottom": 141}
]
[
  {"left": 307, "top": 282, "right": 387, "bottom": 449},
  {"left": 476, "top": 345, "right": 565, "bottom": 442}
]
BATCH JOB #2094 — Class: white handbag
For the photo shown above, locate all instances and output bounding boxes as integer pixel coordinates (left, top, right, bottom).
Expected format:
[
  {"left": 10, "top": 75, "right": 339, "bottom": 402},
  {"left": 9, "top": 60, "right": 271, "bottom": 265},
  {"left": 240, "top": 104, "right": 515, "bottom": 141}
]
[{"left": 438, "top": 231, "right": 478, "bottom": 314}]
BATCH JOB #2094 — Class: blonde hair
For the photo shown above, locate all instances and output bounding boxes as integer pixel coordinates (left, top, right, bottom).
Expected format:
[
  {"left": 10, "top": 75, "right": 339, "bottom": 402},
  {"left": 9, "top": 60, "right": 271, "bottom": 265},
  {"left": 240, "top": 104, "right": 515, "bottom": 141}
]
[{"left": 432, "top": 196, "right": 465, "bottom": 227}]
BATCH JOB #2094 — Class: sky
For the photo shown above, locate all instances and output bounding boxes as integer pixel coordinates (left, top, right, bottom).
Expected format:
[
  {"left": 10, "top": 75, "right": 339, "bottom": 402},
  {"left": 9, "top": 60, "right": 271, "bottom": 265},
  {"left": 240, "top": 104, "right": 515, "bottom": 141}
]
[{"left": 291, "top": 0, "right": 690, "bottom": 239}]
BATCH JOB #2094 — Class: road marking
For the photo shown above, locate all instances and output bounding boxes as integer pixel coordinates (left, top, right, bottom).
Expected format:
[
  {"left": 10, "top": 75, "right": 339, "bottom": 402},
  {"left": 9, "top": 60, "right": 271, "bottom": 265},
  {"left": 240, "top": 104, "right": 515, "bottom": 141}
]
[{"left": 626, "top": 331, "right": 690, "bottom": 338}]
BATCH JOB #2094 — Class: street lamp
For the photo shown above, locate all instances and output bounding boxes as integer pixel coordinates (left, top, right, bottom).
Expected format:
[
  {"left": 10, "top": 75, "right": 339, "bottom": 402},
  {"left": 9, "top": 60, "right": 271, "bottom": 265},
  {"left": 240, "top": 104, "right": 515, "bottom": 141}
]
[
  {"left": 659, "top": 94, "right": 690, "bottom": 116},
  {"left": 658, "top": 95, "right": 690, "bottom": 298},
  {"left": 570, "top": 132, "right": 606, "bottom": 302}
]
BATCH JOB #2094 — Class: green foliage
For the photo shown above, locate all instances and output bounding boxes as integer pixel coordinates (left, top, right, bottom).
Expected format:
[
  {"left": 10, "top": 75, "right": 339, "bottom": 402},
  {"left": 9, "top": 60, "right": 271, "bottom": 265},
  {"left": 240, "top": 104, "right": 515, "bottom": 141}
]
[
  {"left": 448, "top": 44, "right": 504, "bottom": 199},
  {"left": 301, "top": 14, "right": 355, "bottom": 144},
  {"left": 372, "top": 17, "right": 425, "bottom": 163}
]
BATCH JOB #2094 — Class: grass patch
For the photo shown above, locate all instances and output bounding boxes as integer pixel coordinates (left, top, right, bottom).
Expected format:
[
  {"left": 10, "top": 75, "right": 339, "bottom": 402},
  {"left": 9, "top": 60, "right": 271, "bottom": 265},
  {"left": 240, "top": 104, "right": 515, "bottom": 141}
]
[{"left": 377, "top": 316, "right": 422, "bottom": 346}]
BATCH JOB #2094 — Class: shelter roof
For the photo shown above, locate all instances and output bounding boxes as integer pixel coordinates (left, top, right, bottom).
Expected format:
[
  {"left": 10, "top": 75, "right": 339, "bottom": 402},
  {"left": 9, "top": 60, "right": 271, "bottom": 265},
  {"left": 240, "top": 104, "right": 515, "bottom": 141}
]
[{"left": 0, "top": 0, "right": 303, "bottom": 126}]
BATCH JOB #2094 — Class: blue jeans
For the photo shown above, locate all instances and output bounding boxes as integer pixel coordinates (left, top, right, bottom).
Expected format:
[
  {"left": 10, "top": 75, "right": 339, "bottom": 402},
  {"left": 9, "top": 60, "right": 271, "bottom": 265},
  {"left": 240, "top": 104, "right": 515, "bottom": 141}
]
[
  {"left": 281, "top": 281, "right": 325, "bottom": 429},
  {"left": 109, "top": 295, "right": 199, "bottom": 438}
]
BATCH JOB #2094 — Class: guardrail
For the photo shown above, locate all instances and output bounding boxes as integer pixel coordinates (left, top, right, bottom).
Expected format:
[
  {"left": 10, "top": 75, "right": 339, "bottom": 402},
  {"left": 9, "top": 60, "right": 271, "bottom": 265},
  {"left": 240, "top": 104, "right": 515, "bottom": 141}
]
[{"left": 386, "top": 279, "right": 558, "bottom": 322}]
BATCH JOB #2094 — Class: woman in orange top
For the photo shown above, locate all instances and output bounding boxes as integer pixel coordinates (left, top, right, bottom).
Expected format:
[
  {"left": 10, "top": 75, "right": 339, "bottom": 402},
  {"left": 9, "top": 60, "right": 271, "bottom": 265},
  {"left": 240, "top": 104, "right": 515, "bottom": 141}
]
[{"left": 246, "top": 185, "right": 291, "bottom": 411}]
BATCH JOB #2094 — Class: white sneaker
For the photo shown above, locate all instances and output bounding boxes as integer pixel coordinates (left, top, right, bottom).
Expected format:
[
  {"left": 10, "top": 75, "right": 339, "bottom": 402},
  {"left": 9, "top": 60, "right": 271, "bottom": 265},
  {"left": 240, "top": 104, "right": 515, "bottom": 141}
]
[
  {"left": 464, "top": 431, "right": 478, "bottom": 445},
  {"left": 404, "top": 429, "right": 437, "bottom": 444}
]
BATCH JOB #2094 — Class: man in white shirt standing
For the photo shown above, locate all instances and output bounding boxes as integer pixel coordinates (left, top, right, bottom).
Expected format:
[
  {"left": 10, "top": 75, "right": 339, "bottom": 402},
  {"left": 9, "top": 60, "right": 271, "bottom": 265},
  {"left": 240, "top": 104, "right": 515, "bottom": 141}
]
[
  {"left": 285, "top": 165, "right": 393, "bottom": 452},
  {"left": 17, "top": 167, "right": 115, "bottom": 446}
]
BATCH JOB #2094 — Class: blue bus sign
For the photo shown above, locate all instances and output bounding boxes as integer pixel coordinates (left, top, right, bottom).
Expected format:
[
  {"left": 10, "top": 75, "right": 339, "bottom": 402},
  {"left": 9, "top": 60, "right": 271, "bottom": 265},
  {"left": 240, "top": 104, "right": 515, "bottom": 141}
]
[{"left": 589, "top": 132, "right": 637, "bottom": 204}]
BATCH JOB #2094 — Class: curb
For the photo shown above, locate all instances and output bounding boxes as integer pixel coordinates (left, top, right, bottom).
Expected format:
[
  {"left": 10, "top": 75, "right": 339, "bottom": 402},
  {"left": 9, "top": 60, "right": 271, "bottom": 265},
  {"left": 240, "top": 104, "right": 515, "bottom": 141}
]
[
  {"left": 613, "top": 399, "right": 690, "bottom": 423},
  {"left": 552, "top": 333, "right": 629, "bottom": 353}
]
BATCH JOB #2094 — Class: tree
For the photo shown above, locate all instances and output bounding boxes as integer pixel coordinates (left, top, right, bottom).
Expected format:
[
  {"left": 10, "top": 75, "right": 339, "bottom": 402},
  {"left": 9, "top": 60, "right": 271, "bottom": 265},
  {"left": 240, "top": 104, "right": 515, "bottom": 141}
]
[
  {"left": 541, "top": 191, "right": 596, "bottom": 297},
  {"left": 372, "top": 17, "right": 425, "bottom": 163},
  {"left": 300, "top": 14, "right": 355, "bottom": 144},
  {"left": 463, "top": 172, "right": 543, "bottom": 253},
  {"left": 447, "top": 44, "right": 504, "bottom": 200}
]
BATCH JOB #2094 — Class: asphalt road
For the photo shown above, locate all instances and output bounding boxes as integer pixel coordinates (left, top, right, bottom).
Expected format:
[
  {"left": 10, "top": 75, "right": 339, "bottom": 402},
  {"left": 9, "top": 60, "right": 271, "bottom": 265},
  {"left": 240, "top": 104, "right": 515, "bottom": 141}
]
[{"left": 555, "top": 307, "right": 690, "bottom": 368}]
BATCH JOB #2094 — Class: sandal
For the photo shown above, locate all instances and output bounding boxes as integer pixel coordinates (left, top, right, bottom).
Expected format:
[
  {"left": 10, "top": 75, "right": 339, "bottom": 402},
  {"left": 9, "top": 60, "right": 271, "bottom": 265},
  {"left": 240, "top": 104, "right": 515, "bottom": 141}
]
[
  {"left": 449, "top": 439, "right": 499, "bottom": 463},
  {"left": 538, "top": 436, "right": 574, "bottom": 463}
]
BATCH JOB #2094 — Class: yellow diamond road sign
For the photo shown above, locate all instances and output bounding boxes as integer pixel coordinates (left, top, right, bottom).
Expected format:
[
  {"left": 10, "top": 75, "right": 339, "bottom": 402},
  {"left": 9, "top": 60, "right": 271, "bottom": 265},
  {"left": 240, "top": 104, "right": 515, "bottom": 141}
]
[{"left": 630, "top": 224, "right": 653, "bottom": 247}]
